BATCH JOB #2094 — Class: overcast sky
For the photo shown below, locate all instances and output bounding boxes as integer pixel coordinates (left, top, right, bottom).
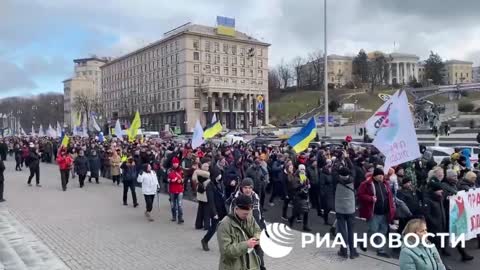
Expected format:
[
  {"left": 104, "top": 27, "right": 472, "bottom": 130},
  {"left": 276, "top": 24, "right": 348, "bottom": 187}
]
[{"left": 1, "top": 0, "right": 479, "bottom": 98}]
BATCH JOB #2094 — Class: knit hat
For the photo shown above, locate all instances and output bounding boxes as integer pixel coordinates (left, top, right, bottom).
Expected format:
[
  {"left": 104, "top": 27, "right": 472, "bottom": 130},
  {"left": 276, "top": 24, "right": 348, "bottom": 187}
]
[
  {"left": 240, "top": 178, "right": 254, "bottom": 188},
  {"left": 338, "top": 167, "right": 351, "bottom": 177},
  {"left": 373, "top": 168, "right": 384, "bottom": 177},
  {"left": 235, "top": 194, "right": 253, "bottom": 210},
  {"left": 172, "top": 157, "right": 180, "bottom": 165}
]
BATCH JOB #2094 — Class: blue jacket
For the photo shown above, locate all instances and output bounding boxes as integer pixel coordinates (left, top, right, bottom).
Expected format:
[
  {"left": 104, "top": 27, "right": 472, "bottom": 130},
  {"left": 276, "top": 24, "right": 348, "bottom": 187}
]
[{"left": 399, "top": 243, "right": 446, "bottom": 270}]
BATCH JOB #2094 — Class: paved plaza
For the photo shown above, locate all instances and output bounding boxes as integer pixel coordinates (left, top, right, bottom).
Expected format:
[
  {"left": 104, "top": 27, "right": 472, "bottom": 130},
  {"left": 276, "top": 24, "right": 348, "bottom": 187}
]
[{"left": 0, "top": 160, "right": 399, "bottom": 270}]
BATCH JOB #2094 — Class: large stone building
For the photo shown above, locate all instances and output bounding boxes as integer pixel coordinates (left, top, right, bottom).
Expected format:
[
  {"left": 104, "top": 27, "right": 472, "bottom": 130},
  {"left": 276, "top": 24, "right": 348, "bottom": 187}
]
[
  {"left": 379, "top": 52, "right": 420, "bottom": 85},
  {"left": 101, "top": 22, "right": 270, "bottom": 132},
  {"left": 298, "top": 54, "right": 353, "bottom": 88},
  {"left": 63, "top": 57, "right": 109, "bottom": 128},
  {"left": 443, "top": 60, "right": 473, "bottom": 85},
  {"left": 473, "top": 66, "right": 480, "bottom": 83}
]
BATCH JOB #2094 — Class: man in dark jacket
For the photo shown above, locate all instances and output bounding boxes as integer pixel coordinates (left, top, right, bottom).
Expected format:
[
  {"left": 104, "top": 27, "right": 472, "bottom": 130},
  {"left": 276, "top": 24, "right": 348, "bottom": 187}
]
[
  {"left": 269, "top": 155, "right": 284, "bottom": 205},
  {"left": 306, "top": 159, "right": 321, "bottom": 214},
  {"left": 88, "top": 150, "right": 101, "bottom": 184},
  {"left": 0, "top": 159, "right": 5, "bottom": 202},
  {"left": 423, "top": 182, "right": 450, "bottom": 256},
  {"left": 224, "top": 156, "right": 244, "bottom": 199},
  {"left": 121, "top": 157, "right": 139, "bottom": 207},
  {"left": 396, "top": 177, "right": 420, "bottom": 233},
  {"left": 0, "top": 140, "right": 8, "bottom": 161},
  {"left": 319, "top": 161, "right": 335, "bottom": 225},
  {"left": 201, "top": 167, "right": 227, "bottom": 251},
  {"left": 246, "top": 157, "right": 268, "bottom": 211},
  {"left": 74, "top": 150, "right": 89, "bottom": 188},
  {"left": 26, "top": 143, "right": 41, "bottom": 187}
]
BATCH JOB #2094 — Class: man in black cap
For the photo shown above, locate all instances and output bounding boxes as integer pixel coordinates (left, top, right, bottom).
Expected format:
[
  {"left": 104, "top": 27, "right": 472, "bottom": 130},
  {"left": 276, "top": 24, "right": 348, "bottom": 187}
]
[
  {"left": 396, "top": 177, "right": 420, "bottom": 233},
  {"left": 226, "top": 178, "right": 265, "bottom": 230},
  {"left": 217, "top": 194, "right": 263, "bottom": 270}
]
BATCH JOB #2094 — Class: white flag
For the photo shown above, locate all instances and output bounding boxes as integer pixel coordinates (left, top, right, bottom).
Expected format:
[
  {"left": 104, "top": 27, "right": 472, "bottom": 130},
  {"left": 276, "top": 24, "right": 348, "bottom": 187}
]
[
  {"left": 211, "top": 113, "right": 217, "bottom": 124},
  {"left": 92, "top": 116, "right": 101, "bottom": 132},
  {"left": 372, "top": 90, "right": 421, "bottom": 173},
  {"left": 114, "top": 119, "right": 123, "bottom": 140},
  {"left": 192, "top": 120, "right": 204, "bottom": 149},
  {"left": 21, "top": 127, "right": 26, "bottom": 136},
  {"left": 31, "top": 125, "right": 36, "bottom": 136},
  {"left": 38, "top": 125, "right": 44, "bottom": 136},
  {"left": 364, "top": 97, "right": 392, "bottom": 138},
  {"left": 56, "top": 122, "right": 62, "bottom": 138}
]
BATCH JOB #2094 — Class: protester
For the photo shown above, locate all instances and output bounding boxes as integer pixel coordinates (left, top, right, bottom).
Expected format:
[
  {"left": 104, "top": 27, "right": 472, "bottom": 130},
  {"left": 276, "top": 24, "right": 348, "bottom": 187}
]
[
  {"left": 193, "top": 162, "right": 211, "bottom": 230},
  {"left": 399, "top": 218, "right": 446, "bottom": 270},
  {"left": 26, "top": 143, "right": 41, "bottom": 187},
  {"left": 120, "top": 156, "right": 139, "bottom": 207},
  {"left": 56, "top": 147, "right": 73, "bottom": 191},
  {"left": 0, "top": 158, "right": 5, "bottom": 202},
  {"left": 168, "top": 157, "right": 184, "bottom": 224},
  {"left": 137, "top": 164, "right": 159, "bottom": 222},
  {"left": 111, "top": 149, "right": 122, "bottom": 185},
  {"left": 88, "top": 149, "right": 101, "bottom": 184},
  {"left": 74, "top": 150, "right": 89, "bottom": 188}
]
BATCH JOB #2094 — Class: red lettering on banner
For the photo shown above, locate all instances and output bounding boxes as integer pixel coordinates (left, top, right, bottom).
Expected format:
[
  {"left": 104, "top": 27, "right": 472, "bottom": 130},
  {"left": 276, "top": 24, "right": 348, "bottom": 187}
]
[
  {"left": 468, "top": 193, "right": 480, "bottom": 208},
  {"left": 471, "top": 214, "right": 480, "bottom": 232}
]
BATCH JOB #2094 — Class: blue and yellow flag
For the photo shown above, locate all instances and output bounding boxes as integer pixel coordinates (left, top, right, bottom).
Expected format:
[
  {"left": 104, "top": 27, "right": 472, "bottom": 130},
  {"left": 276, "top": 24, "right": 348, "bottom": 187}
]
[
  {"left": 288, "top": 117, "right": 317, "bottom": 153},
  {"left": 204, "top": 121, "right": 222, "bottom": 139},
  {"left": 61, "top": 135, "right": 69, "bottom": 148}
]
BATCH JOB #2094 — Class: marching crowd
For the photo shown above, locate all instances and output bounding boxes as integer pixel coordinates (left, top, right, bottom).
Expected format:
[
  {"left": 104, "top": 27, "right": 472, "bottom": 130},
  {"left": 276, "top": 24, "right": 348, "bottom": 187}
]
[{"left": 1, "top": 136, "right": 480, "bottom": 270}]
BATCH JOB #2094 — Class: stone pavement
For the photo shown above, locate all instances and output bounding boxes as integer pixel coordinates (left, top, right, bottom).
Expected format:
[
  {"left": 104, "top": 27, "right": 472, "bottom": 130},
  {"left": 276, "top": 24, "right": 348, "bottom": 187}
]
[{"left": 0, "top": 160, "right": 397, "bottom": 270}]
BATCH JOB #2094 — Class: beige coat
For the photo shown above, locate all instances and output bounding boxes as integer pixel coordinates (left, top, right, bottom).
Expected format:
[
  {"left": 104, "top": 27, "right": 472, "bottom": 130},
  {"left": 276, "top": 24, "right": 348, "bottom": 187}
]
[
  {"left": 110, "top": 155, "right": 121, "bottom": 176},
  {"left": 193, "top": 168, "right": 210, "bottom": 202}
]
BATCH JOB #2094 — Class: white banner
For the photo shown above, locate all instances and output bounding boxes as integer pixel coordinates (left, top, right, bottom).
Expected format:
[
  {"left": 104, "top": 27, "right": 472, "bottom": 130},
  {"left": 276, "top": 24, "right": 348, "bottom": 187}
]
[
  {"left": 364, "top": 97, "right": 392, "bottom": 138},
  {"left": 371, "top": 90, "right": 421, "bottom": 172},
  {"left": 192, "top": 120, "right": 204, "bottom": 149},
  {"left": 450, "top": 188, "right": 480, "bottom": 240}
]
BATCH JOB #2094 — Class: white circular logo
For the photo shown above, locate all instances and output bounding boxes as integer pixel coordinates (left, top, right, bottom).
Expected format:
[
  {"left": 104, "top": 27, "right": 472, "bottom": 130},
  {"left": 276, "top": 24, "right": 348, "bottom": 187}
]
[{"left": 259, "top": 223, "right": 295, "bottom": 258}]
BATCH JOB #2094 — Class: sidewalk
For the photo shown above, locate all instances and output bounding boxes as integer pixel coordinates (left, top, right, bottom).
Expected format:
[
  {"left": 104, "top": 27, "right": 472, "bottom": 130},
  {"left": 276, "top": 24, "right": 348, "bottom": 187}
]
[{"left": 0, "top": 160, "right": 397, "bottom": 270}]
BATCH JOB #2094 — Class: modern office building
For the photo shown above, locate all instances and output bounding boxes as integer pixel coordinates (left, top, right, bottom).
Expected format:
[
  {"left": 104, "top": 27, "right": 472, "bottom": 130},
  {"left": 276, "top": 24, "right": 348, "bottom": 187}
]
[{"left": 100, "top": 20, "right": 270, "bottom": 132}]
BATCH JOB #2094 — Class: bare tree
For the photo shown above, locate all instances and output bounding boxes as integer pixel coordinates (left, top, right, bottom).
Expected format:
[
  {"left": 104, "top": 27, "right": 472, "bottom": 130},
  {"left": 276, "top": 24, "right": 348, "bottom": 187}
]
[
  {"left": 72, "top": 91, "right": 104, "bottom": 128},
  {"left": 277, "top": 59, "right": 292, "bottom": 89},
  {"left": 268, "top": 69, "right": 281, "bottom": 93},
  {"left": 309, "top": 50, "right": 325, "bottom": 89},
  {"left": 291, "top": 56, "right": 305, "bottom": 89},
  {"left": 366, "top": 52, "right": 391, "bottom": 93}
]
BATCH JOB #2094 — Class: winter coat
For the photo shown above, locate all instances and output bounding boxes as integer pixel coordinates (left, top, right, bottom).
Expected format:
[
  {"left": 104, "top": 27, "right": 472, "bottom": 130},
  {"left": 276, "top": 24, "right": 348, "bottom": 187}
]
[
  {"left": 334, "top": 174, "right": 356, "bottom": 214},
  {"left": 399, "top": 243, "right": 446, "bottom": 270},
  {"left": 246, "top": 165, "right": 267, "bottom": 194},
  {"left": 56, "top": 154, "right": 73, "bottom": 171},
  {"left": 26, "top": 150, "right": 40, "bottom": 169},
  {"left": 319, "top": 168, "right": 335, "bottom": 210},
  {"left": 358, "top": 178, "right": 395, "bottom": 222},
  {"left": 353, "top": 165, "right": 366, "bottom": 190},
  {"left": 74, "top": 156, "right": 89, "bottom": 176},
  {"left": 270, "top": 160, "right": 283, "bottom": 183},
  {"left": 291, "top": 173, "right": 310, "bottom": 214},
  {"left": 206, "top": 180, "right": 227, "bottom": 219},
  {"left": 280, "top": 170, "right": 295, "bottom": 198},
  {"left": 193, "top": 168, "right": 211, "bottom": 202},
  {"left": 396, "top": 189, "right": 421, "bottom": 216},
  {"left": 110, "top": 155, "right": 121, "bottom": 176},
  {"left": 306, "top": 165, "right": 319, "bottom": 186},
  {"left": 422, "top": 192, "right": 447, "bottom": 234},
  {"left": 137, "top": 171, "right": 159, "bottom": 195},
  {"left": 168, "top": 167, "right": 184, "bottom": 194},
  {"left": 121, "top": 163, "right": 138, "bottom": 182},
  {"left": 457, "top": 179, "right": 475, "bottom": 192},
  {"left": 88, "top": 155, "right": 101, "bottom": 177},
  {"left": 216, "top": 214, "right": 262, "bottom": 270},
  {"left": 0, "top": 159, "right": 5, "bottom": 182}
]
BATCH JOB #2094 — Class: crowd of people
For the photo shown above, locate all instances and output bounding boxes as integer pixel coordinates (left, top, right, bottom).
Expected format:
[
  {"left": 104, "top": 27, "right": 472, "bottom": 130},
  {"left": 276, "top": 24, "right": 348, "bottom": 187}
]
[{"left": 1, "top": 135, "right": 480, "bottom": 270}]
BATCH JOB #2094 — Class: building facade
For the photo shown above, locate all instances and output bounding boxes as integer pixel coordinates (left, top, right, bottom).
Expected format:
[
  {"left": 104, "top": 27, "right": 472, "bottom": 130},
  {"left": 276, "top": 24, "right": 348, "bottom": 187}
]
[
  {"left": 444, "top": 60, "right": 473, "bottom": 85},
  {"left": 63, "top": 57, "right": 109, "bottom": 128},
  {"left": 101, "top": 23, "right": 270, "bottom": 133},
  {"left": 298, "top": 54, "right": 353, "bottom": 88},
  {"left": 473, "top": 66, "right": 480, "bottom": 83},
  {"left": 383, "top": 52, "right": 420, "bottom": 85}
]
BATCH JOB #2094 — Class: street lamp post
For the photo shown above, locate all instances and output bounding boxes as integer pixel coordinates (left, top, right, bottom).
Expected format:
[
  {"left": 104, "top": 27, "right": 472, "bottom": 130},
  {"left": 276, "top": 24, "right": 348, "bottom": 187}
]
[{"left": 323, "top": 0, "right": 329, "bottom": 137}]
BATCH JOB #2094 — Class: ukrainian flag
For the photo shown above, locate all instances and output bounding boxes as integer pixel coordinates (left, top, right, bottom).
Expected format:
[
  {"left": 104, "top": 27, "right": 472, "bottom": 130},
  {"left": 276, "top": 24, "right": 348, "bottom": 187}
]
[
  {"left": 216, "top": 16, "right": 236, "bottom": 37},
  {"left": 204, "top": 121, "right": 222, "bottom": 139},
  {"left": 288, "top": 117, "right": 317, "bottom": 153},
  {"left": 128, "top": 111, "right": 141, "bottom": 142},
  {"left": 61, "top": 134, "right": 69, "bottom": 148}
]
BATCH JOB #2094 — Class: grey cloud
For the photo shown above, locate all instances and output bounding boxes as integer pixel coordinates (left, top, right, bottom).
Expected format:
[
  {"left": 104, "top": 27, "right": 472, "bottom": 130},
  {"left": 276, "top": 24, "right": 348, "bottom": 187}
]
[{"left": 0, "top": 60, "right": 37, "bottom": 92}]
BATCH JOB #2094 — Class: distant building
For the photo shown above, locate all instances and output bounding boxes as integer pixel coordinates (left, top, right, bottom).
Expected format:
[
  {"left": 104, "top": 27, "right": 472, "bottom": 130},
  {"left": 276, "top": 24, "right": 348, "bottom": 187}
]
[
  {"left": 473, "top": 66, "right": 480, "bottom": 83},
  {"left": 443, "top": 60, "right": 473, "bottom": 85},
  {"left": 298, "top": 54, "right": 353, "bottom": 88},
  {"left": 63, "top": 57, "right": 110, "bottom": 128},
  {"left": 100, "top": 21, "right": 270, "bottom": 132},
  {"left": 382, "top": 52, "right": 420, "bottom": 85},
  {"left": 417, "top": 61, "right": 427, "bottom": 85}
]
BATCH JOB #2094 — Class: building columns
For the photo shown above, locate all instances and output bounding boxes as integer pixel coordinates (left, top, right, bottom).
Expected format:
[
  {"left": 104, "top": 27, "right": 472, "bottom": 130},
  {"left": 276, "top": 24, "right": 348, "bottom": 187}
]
[
  {"left": 388, "top": 63, "right": 392, "bottom": 85},
  {"left": 218, "top": 93, "right": 223, "bottom": 125},
  {"left": 207, "top": 93, "right": 213, "bottom": 124},
  {"left": 414, "top": 64, "right": 419, "bottom": 81},
  {"left": 403, "top": 62, "right": 408, "bottom": 84},
  {"left": 396, "top": 62, "right": 400, "bottom": 84},
  {"left": 243, "top": 95, "right": 249, "bottom": 130},
  {"left": 228, "top": 93, "right": 235, "bottom": 129},
  {"left": 252, "top": 96, "right": 257, "bottom": 127}
]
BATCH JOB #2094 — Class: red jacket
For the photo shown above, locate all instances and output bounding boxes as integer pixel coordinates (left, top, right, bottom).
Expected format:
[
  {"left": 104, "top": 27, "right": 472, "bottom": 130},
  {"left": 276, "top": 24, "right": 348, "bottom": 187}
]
[
  {"left": 57, "top": 154, "right": 73, "bottom": 171},
  {"left": 168, "top": 167, "right": 184, "bottom": 194},
  {"left": 357, "top": 177, "right": 395, "bottom": 223}
]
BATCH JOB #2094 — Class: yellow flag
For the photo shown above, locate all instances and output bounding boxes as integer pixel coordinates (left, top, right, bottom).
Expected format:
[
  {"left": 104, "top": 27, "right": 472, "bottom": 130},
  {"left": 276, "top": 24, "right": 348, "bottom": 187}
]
[
  {"left": 61, "top": 135, "right": 69, "bottom": 148},
  {"left": 204, "top": 121, "right": 222, "bottom": 139},
  {"left": 74, "top": 112, "right": 81, "bottom": 127},
  {"left": 128, "top": 111, "right": 141, "bottom": 142}
]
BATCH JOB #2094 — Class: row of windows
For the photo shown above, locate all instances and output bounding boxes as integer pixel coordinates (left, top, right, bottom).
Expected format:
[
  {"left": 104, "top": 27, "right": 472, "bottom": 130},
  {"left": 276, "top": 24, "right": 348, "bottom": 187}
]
[
  {"left": 105, "top": 101, "right": 182, "bottom": 113},
  {"left": 104, "top": 41, "right": 179, "bottom": 75},
  {"left": 193, "top": 52, "right": 263, "bottom": 67},
  {"left": 103, "top": 57, "right": 180, "bottom": 83},
  {"left": 103, "top": 75, "right": 181, "bottom": 95},
  {"left": 193, "top": 76, "right": 264, "bottom": 87},
  {"left": 104, "top": 88, "right": 180, "bottom": 102},
  {"left": 193, "top": 64, "right": 263, "bottom": 78},
  {"left": 193, "top": 40, "right": 264, "bottom": 57}
]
